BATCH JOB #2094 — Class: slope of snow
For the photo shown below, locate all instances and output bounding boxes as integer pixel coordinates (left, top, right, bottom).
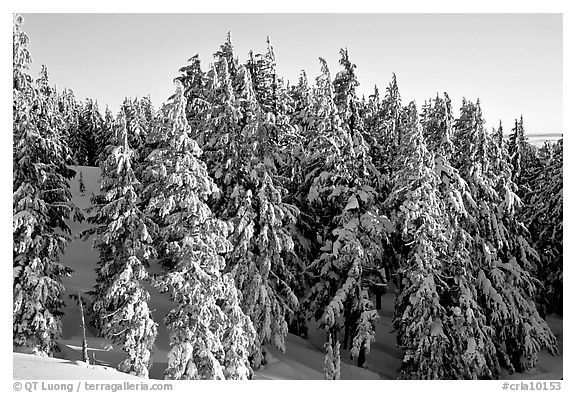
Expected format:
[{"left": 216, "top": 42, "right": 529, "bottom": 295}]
[
  {"left": 304, "top": 293, "right": 402, "bottom": 379},
  {"left": 256, "top": 333, "right": 380, "bottom": 380},
  {"left": 13, "top": 165, "right": 562, "bottom": 380},
  {"left": 13, "top": 353, "right": 141, "bottom": 380}
]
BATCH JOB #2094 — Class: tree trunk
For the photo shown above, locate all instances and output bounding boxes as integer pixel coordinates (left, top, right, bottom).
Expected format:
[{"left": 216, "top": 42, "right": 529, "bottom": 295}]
[
  {"left": 78, "top": 292, "right": 89, "bottom": 363},
  {"left": 343, "top": 324, "right": 350, "bottom": 350},
  {"left": 342, "top": 300, "right": 352, "bottom": 349},
  {"left": 357, "top": 342, "right": 366, "bottom": 368}
]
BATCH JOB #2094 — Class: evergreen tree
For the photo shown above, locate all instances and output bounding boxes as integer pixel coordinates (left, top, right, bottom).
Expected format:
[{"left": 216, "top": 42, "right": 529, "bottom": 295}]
[
  {"left": 453, "top": 99, "right": 557, "bottom": 374},
  {"left": 333, "top": 48, "right": 363, "bottom": 137},
  {"left": 361, "top": 85, "right": 382, "bottom": 162},
  {"left": 190, "top": 59, "right": 244, "bottom": 189},
  {"left": 82, "top": 111, "right": 157, "bottom": 377},
  {"left": 508, "top": 117, "right": 527, "bottom": 183},
  {"left": 301, "top": 58, "right": 388, "bottom": 377},
  {"left": 78, "top": 99, "right": 103, "bottom": 166},
  {"left": 246, "top": 37, "right": 279, "bottom": 114},
  {"left": 214, "top": 32, "right": 239, "bottom": 85},
  {"left": 362, "top": 74, "right": 403, "bottom": 197},
  {"left": 57, "top": 88, "right": 82, "bottom": 165},
  {"left": 507, "top": 116, "right": 539, "bottom": 201},
  {"left": 493, "top": 120, "right": 505, "bottom": 151},
  {"left": 383, "top": 73, "right": 403, "bottom": 148},
  {"left": 78, "top": 171, "right": 86, "bottom": 196},
  {"left": 242, "top": 36, "right": 302, "bottom": 186},
  {"left": 289, "top": 71, "right": 314, "bottom": 145},
  {"left": 421, "top": 94, "right": 501, "bottom": 378},
  {"left": 142, "top": 81, "right": 255, "bottom": 379},
  {"left": 421, "top": 93, "right": 455, "bottom": 158},
  {"left": 284, "top": 71, "right": 316, "bottom": 337},
  {"left": 96, "top": 106, "right": 116, "bottom": 166},
  {"left": 286, "top": 70, "right": 313, "bottom": 174},
  {"left": 385, "top": 102, "right": 460, "bottom": 379},
  {"left": 190, "top": 58, "right": 300, "bottom": 368},
  {"left": 243, "top": 66, "right": 300, "bottom": 363},
  {"left": 523, "top": 139, "right": 563, "bottom": 315},
  {"left": 35, "top": 65, "right": 55, "bottom": 101},
  {"left": 13, "top": 15, "right": 79, "bottom": 355},
  {"left": 176, "top": 54, "right": 211, "bottom": 134},
  {"left": 120, "top": 97, "right": 153, "bottom": 166}
]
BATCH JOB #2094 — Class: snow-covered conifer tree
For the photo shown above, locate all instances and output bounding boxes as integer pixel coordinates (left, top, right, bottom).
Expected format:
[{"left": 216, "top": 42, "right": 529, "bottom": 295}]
[
  {"left": 96, "top": 106, "right": 115, "bottom": 165},
  {"left": 214, "top": 32, "right": 239, "bottom": 84},
  {"left": 57, "top": 88, "right": 82, "bottom": 165},
  {"left": 13, "top": 15, "right": 79, "bottom": 355},
  {"left": 302, "top": 58, "right": 389, "bottom": 377},
  {"left": 421, "top": 94, "right": 500, "bottom": 378},
  {"left": 78, "top": 171, "right": 86, "bottom": 196},
  {"left": 242, "top": 37, "right": 301, "bottom": 184},
  {"left": 82, "top": 111, "right": 158, "bottom": 378},
  {"left": 333, "top": 49, "right": 363, "bottom": 137},
  {"left": 362, "top": 74, "right": 403, "bottom": 195},
  {"left": 361, "top": 85, "right": 382, "bottom": 162},
  {"left": 453, "top": 99, "right": 557, "bottom": 373},
  {"left": 119, "top": 97, "right": 154, "bottom": 167},
  {"left": 383, "top": 74, "right": 403, "bottom": 148},
  {"left": 493, "top": 120, "right": 505, "bottom": 151},
  {"left": 246, "top": 37, "right": 279, "bottom": 114},
  {"left": 77, "top": 99, "right": 103, "bottom": 166},
  {"left": 522, "top": 139, "right": 563, "bottom": 315},
  {"left": 142, "top": 81, "right": 255, "bottom": 379},
  {"left": 385, "top": 102, "right": 460, "bottom": 379},
  {"left": 508, "top": 117, "right": 527, "bottom": 182},
  {"left": 195, "top": 58, "right": 300, "bottom": 368},
  {"left": 289, "top": 71, "right": 314, "bottom": 145},
  {"left": 175, "top": 54, "right": 211, "bottom": 134}
]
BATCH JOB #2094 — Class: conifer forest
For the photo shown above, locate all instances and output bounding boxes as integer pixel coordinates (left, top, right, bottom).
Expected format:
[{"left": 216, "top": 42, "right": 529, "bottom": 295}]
[{"left": 13, "top": 14, "right": 563, "bottom": 380}]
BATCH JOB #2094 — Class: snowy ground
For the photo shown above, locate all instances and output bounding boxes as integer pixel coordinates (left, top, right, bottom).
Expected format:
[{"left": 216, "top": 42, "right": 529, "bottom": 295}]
[
  {"left": 13, "top": 353, "right": 141, "bottom": 380},
  {"left": 13, "top": 166, "right": 563, "bottom": 380}
]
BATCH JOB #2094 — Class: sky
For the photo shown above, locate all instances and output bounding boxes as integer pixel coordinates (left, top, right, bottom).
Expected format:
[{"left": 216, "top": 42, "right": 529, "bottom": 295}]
[{"left": 20, "top": 13, "right": 562, "bottom": 136}]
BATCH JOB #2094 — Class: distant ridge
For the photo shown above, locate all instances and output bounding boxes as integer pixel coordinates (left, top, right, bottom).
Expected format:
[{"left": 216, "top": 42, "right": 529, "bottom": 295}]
[
  {"left": 526, "top": 132, "right": 563, "bottom": 139},
  {"left": 525, "top": 133, "right": 562, "bottom": 148},
  {"left": 502, "top": 132, "right": 562, "bottom": 138},
  {"left": 501, "top": 133, "right": 562, "bottom": 147}
]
